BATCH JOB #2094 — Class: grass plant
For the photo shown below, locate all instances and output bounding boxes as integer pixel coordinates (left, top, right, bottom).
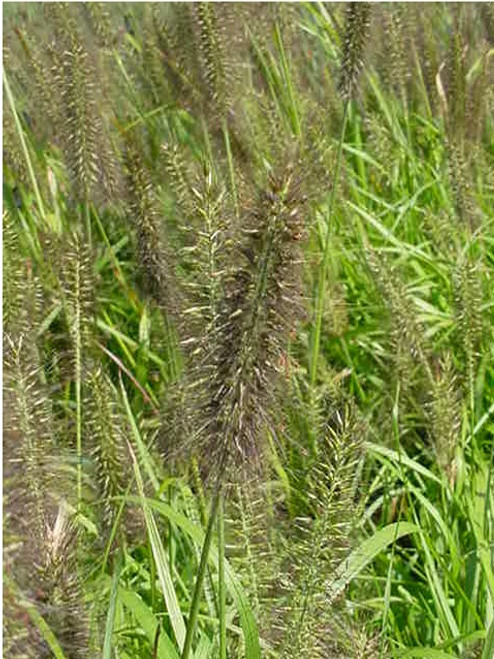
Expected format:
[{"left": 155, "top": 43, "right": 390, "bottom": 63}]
[{"left": 3, "top": 3, "right": 494, "bottom": 658}]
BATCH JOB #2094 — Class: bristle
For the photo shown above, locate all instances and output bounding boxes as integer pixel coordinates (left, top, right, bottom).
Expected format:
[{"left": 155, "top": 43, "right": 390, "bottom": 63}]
[
  {"left": 273, "top": 403, "right": 365, "bottom": 658},
  {"left": 161, "top": 142, "right": 195, "bottom": 220},
  {"left": 429, "top": 353, "right": 461, "bottom": 480},
  {"left": 141, "top": 12, "right": 170, "bottom": 106},
  {"left": 366, "top": 249, "right": 433, "bottom": 387},
  {"left": 183, "top": 159, "right": 307, "bottom": 483},
  {"left": 338, "top": 3, "right": 372, "bottom": 102},
  {"left": 320, "top": 617, "right": 384, "bottom": 658},
  {"left": 4, "top": 334, "right": 54, "bottom": 545},
  {"left": 380, "top": 5, "right": 409, "bottom": 102},
  {"left": 180, "top": 161, "right": 229, "bottom": 337},
  {"left": 46, "top": 5, "right": 118, "bottom": 202},
  {"left": 14, "top": 28, "right": 59, "bottom": 140},
  {"left": 445, "top": 8, "right": 467, "bottom": 140},
  {"left": 465, "top": 44, "right": 491, "bottom": 145},
  {"left": 3, "top": 107, "right": 29, "bottom": 186},
  {"left": 195, "top": 3, "right": 232, "bottom": 119},
  {"left": 57, "top": 35, "right": 99, "bottom": 200},
  {"left": 86, "top": 369, "right": 129, "bottom": 529},
  {"left": 124, "top": 134, "right": 178, "bottom": 314},
  {"left": 446, "top": 139, "right": 478, "bottom": 230},
  {"left": 453, "top": 255, "right": 484, "bottom": 393},
  {"left": 61, "top": 231, "right": 95, "bottom": 375},
  {"left": 85, "top": 2, "right": 113, "bottom": 49},
  {"left": 228, "top": 479, "right": 279, "bottom": 624},
  {"left": 442, "top": 8, "right": 484, "bottom": 230},
  {"left": 414, "top": 5, "right": 441, "bottom": 114},
  {"left": 36, "top": 505, "right": 90, "bottom": 657},
  {"left": 152, "top": 3, "right": 200, "bottom": 108}
]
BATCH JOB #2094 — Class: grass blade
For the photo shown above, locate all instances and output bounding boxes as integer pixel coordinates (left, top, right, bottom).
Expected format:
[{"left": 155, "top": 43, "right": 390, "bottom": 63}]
[
  {"left": 118, "top": 587, "right": 180, "bottom": 659},
  {"left": 24, "top": 603, "right": 68, "bottom": 659},
  {"left": 328, "top": 522, "right": 419, "bottom": 601},
  {"left": 483, "top": 619, "right": 494, "bottom": 659},
  {"left": 125, "top": 495, "right": 261, "bottom": 659},
  {"left": 102, "top": 556, "right": 121, "bottom": 659},
  {"left": 128, "top": 442, "right": 187, "bottom": 653}
]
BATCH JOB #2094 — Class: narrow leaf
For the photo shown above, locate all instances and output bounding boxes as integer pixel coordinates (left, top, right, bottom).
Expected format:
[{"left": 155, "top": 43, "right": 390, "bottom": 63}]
[
  {"left": 102, "top": 557, "right": 121, "bottom": 659},
  {"left": 328, "top": 522, "right": 420, "bottom": 600},
  {"left": 125, "top": 495, "right": 261, "bottom": 659},
  {"left": 119, "top": 587, "right": 180, "bottom": 659},
  {"left": 128, "top": 443, "right": 186, "bottom": 652}
]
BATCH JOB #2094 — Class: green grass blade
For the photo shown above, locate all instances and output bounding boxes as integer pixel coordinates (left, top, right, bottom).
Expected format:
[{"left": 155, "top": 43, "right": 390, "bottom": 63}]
[
  {"left": 120, "top": 375, "right": 160, "bottom": 491},
  {"left": 328, "top": 522, "right": 420, "bottom": 601},
  {"left": 182, "top": 489, "right": 221, "bottom": 659},
  {"left": 3, "top": 68, "right": 46, "bottom": 222},
  {"left": 102, "top": 556, "right": 121, "bottom": 659},
  {"left": 366, "top": 442, "right": 441, "bottom": 484},
  {"left": 395, "top": 650, "right": 458, "bottom": 659},
  {"left": 128, "top": 442, "right": 187, "bottom": 653},
  {"left": 118, "top": 587, "right": 180, "bottom": 659},
  {"left": 218, "top": 497, "right": 227, "bottom": 659},
  {"left": 195, "top": 635, "right": 214, "bottom": 659},
  {"left": 125, "top": 495, "right": 261, "bottom": 659},
  {"left": 24, "top": 603, "right": 68, "bottom": 659},
  {"left": 483, "top": 619, "right": 494, "bottom": 659}
]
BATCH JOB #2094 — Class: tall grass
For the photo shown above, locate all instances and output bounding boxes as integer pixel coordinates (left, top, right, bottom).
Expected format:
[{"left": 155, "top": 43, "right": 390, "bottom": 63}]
[{"left": 3, "top": 3, "right": 494, "bottom": 658}]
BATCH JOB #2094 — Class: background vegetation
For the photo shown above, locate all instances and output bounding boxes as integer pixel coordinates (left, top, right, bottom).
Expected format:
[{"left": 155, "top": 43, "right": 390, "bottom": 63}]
[{"left": 3, "top": 3, "right": 494, "bottom": 658}]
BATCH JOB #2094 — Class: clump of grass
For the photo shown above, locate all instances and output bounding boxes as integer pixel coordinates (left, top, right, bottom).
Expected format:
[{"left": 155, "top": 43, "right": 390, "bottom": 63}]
[{"left": 3, "top": 4, "right": 494, "bottom": 658}]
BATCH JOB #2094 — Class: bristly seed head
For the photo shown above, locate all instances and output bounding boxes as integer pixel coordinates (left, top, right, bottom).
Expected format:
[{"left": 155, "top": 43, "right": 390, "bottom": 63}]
[
  {"left": 338, "top": 2, "right": 372, "bottom": 102},
  {"left": 181, "top": 160, "right": 307, "bottom": 485}
]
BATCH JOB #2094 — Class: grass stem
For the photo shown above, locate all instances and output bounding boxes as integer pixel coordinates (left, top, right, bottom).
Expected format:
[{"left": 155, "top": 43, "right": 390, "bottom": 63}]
[
  {"left": 222, "top": 118, "right": 239, "bottom": 221},
  {"left": 3, "top": 69, "right": 46, "bottom": 223},
  {"left": 181, "top": 485, "right": 222, "bottom": 659},
  {"left": 309, "top": 101, "right": 349, "bottom": 391},
  {"left": 218, "top": 496, "right": 227, "bottom": 659}
]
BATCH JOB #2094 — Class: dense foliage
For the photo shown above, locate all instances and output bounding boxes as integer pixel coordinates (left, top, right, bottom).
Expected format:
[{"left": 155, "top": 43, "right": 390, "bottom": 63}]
[{"left": 3, "top": 3, "right": 494, "bottom": 658}]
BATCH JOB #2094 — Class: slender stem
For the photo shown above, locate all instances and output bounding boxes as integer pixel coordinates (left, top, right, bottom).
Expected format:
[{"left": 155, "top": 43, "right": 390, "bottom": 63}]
[
  {"left": 75, "top": 337, "right": 83, "bottom": 511},
  {"left": 168, "top": 481, "right": 175, "bottom": 601},
  {"left": 181, "top": 485, "right": 222, "bottom": 659},
  {"left": 85, "top": 200, "right": 92, "bottom": 247},
  {"left": 3, "top": 69, "right": 46, "bottom": 223},
  {"left": 73, "top": 242, "right": 83, "bottom": 512},
  {"left": 218, "top": 496, "right": 227, "bottom": 659},
  {"left": 222, "top": 118, "right": 239, "bottom": 221},
  {"left": 309, "top": 101, "right": 349, "bottom": 390},
  {"left": 150, "top": 540, "right": 157, "bottom": 612}
]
